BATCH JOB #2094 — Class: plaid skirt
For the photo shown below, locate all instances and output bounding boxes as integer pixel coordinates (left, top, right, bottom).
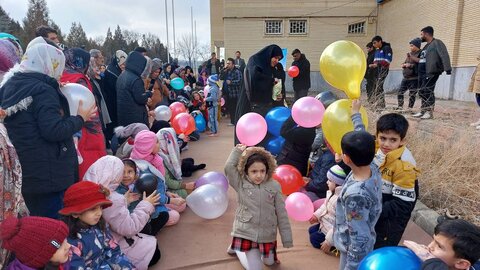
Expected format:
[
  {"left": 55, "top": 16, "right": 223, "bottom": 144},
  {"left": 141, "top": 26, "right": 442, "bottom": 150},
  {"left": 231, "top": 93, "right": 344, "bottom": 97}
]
[{"left": 230, "top": 237, "right": 278, "bottom": 261}]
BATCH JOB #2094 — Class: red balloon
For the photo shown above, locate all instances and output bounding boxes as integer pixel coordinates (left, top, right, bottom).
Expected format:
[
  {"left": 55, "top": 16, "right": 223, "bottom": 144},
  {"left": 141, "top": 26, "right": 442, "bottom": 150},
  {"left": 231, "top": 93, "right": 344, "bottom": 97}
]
[
  {"left": 273, "top": 165, "right": 304, "bottom": 195},
  {"left": 172, "top": 112, "right": 196, "bottom": 135},
  {"left": 169, "top": 102, "right": 187, "bottom": 120},
  {"left": 288, "top": 66, "right": 300, "bottom": 78}
]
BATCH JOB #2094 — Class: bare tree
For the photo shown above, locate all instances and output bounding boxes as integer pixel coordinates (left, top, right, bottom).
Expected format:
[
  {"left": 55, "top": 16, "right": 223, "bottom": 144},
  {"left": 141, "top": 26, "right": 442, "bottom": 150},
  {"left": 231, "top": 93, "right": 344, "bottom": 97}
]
[{"left": 176, "top": 33, "right": 198, "bottom": 67}]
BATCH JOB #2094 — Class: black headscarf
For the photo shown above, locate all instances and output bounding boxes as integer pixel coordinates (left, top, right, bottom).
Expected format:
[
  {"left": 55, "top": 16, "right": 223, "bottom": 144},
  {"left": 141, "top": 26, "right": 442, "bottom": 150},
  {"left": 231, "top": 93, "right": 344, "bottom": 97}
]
[
  {"left": 64, "top": 48, "right": 90, "bottom": 75},
  {"left": 245, "top": 44, "right": 283, "bottom": 104}
]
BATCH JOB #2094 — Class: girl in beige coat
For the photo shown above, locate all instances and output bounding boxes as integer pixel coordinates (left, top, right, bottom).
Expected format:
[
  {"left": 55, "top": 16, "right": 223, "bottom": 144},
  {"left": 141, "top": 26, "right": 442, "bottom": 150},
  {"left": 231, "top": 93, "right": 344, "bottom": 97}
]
[
  {"left": 468, "top": 57, "right": 480, "bottom": 129},
  {"left": 225, "top": 144, "right": 292, "bottom": 270}
]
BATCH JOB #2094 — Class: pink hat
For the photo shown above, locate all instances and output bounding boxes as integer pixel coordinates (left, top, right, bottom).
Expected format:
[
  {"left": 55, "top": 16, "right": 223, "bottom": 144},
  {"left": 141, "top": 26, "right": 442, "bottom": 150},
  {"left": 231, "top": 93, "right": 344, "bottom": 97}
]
[{"left": 130, "top": 130, "right": 157, "bottom": 159}]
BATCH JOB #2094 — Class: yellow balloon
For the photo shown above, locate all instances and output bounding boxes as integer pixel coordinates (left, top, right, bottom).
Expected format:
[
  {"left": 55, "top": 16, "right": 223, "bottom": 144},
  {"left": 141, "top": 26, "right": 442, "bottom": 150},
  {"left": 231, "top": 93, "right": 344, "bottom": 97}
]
[
  {"left": 320, "top": 40, "right": 367, "bottom": 99},
  {"left": 322, "top": 99, "right": 369, "bottom": 154}
]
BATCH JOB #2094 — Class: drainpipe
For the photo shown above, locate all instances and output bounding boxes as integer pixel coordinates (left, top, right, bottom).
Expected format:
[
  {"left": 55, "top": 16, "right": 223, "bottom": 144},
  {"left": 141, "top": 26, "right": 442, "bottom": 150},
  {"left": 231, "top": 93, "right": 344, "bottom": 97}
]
[
  {"left": 375, "top": 3, "right": 379, "bottom": 35},
  {"left": 448, "top": 0, "right": 464, "bottom": 100}
]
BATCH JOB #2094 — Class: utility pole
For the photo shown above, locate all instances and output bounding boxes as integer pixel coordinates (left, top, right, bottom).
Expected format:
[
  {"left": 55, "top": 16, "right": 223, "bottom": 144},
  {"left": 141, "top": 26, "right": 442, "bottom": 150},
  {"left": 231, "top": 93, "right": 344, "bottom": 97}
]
[
  {"left": 191, "top": 6, "right": 194, "bottom": 70},
  {"left": 172, "top": 0, "right": 176, "bottom": 60},
  {"left": 165, "top": 0, "right": 170, "bottom": 63}
]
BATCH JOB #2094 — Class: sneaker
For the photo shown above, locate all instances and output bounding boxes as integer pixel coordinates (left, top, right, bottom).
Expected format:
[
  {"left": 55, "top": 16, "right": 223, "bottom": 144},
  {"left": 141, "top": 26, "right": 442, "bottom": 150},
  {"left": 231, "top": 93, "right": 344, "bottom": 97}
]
[
  {"left": 227, "top": 246, "right": 236, "bottom": 255},
  {"left": 420, "top": 112, "right": 433, "bottom": 119},
  {"left": 412, "top": 112, "right": 424, "bottom": 118},
  {"left": 470, "top": 119, "right": 480, "bottom": 126}
]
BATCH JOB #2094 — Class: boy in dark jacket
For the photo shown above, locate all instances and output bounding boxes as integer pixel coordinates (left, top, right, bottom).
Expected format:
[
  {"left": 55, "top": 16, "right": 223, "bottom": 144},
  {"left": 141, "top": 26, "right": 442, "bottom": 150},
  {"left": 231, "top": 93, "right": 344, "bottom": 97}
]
[
  {"left": 397, "top": 38, "right": 422, "bottom": 112},
  {"left": 291, "top": 49, "right": 311, "bottom": 102},
  {"left": 369, "top": 36, "right": 393, "bottom": 110}
]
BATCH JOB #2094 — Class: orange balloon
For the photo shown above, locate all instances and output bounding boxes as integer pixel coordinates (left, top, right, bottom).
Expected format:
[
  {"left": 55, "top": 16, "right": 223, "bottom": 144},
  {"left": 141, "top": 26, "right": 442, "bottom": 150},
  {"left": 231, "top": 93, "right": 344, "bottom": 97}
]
[
  {"left": 169, "top": 102, "right": 187, "bottom": 120},
  {"left": 172, "top": 112, "right": 196, "bottom": 135},
  {"left": 273, "top": 165, "right": 304, "bottom": 195}
]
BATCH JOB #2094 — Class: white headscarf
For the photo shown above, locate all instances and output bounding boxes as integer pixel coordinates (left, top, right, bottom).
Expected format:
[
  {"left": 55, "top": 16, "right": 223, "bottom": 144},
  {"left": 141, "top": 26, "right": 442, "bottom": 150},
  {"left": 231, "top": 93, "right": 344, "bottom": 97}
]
[
  {"left": 156, "top": 128, "right": 182, "bottom": 179},
  {"left": 25, "top": 36, "right": 47, "bottom": 51},
  {"left": 84, "top": 155, "right": 124, "bottom": 191},
  {"left": 19, "top": 43, "right": 65, "bottom": 81}
]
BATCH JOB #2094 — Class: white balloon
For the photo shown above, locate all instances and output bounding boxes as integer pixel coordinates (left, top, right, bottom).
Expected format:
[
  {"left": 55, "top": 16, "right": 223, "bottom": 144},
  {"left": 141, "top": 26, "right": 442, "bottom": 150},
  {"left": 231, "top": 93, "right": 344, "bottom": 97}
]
[
  {"left": 60, "top": 83, "right": 95, "bottom": 116},
  {"left": 154, "top": 105, "right": 172, "bottom": 121},
  {"left": 186, "top": 184, "right": 228, "bottom": 219}
]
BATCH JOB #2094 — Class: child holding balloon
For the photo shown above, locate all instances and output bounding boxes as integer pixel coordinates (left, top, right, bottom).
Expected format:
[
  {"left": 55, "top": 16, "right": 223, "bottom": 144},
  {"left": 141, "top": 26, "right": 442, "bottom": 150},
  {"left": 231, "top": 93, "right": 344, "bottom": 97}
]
[
  {"left": 308, "top": 165, "right": 346, "bottom": 254},
  {"left": 225, "top": 144, "right": 292, "bottom": 269}
]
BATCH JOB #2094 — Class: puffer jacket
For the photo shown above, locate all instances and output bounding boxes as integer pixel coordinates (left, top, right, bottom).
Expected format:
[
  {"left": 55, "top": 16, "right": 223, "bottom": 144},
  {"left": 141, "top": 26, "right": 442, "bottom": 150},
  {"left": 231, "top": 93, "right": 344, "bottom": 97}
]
[
  {"left": 0, "top": 72, "right": 83, "bottom": 193},
  {"left": 313, "top": 186, "right": 343, "bottom": 245},
  {"left": 116, "top": 51, "right": 151, "bottom": 126},
  {"left": 224, "top": 147, "right": 293, "bottom": 246}
]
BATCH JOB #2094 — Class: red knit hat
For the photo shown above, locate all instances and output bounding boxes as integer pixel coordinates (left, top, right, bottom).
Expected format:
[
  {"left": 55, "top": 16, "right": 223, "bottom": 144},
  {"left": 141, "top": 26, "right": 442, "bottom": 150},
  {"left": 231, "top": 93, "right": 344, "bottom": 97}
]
[
  {"left": 0, "top": 216, "right": 69, "bottom": 268},
  {"left": 59, "top": 181, "right": 112, "bottom": 215}
]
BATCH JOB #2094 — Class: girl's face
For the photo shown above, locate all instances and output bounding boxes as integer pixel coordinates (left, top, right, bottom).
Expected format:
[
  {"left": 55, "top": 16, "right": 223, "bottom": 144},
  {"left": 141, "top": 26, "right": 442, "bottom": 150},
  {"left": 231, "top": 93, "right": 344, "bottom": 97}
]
[
  {"left": 119, "top": 63, "right": 126, "bottom": 71},
  {"left": 270, "top": 56, "right": 281, "bottom": 67},
  {"left": 201, "top": 71, "right": 207, "bottom": 77},
  {"left": 122, "top": 164, "right": 137, "bottom": 186},
  {"left": 193, "top": 93, "right": 201, "bottom": 101},
  {"left": 151, "top": 69, "right": 161, "bottom": 79},
  {"left": 152, "top": 140, "right": 161, "bottom": 154},
  {"left": 186, "top": 69, "right": 191, "bottom": 75},
  {"left": 100, "top": 65, "right": 106, "bottom": 73},
  {"left": 75, "top": 205, "right": 103, "bottom": 226},
  {"left": 50, "top": 239, "right": 71, "bottom": 265},
  {"left": 166, "top": 66, "right": 171, "bottom": 73},
  {"left": 247, "top": 162, "right": 267, "bottom": 185},
  {"left": 327, "top": 179, "right": 337, "bottom": 192}
]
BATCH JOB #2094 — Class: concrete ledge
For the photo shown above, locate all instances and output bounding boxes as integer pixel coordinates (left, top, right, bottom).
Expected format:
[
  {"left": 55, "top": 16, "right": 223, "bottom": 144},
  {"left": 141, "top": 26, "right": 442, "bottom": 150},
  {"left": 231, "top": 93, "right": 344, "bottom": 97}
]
[{"left": 411, "top": 201, "right": 440, "bottom": 236}]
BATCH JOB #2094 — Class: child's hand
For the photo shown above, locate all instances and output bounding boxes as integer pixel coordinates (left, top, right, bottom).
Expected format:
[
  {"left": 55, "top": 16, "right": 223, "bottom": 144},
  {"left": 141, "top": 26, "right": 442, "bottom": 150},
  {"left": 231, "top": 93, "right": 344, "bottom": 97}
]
[
  {"left": 334, "top": 153, "right": 342, "bottom": 163},
  {"left": 403, "top": 240, "right": 434, "bottom": 261},
  {"left": 309, "top": 215, "right": 318, "bottom": 224},
  {"left": 142, "top": 190, "right": 160, "bottom": 206},
  {"left": 124, "top": 190, "right": 141, "bottom": 205},
  {"left": 170, "top": 197, "right": 186, "bottom": 206},
  {"left": 236, "top": 144, "right": 247, "bottom": 151},
  {"left": 351, "top": 99, "right": 362, "bottom": 114},
  {"left": 182, "top": 182, "right": 195, "bottom": 190},
  {"left": 320, "top": 241, "right": 332, "bottom": 254}
]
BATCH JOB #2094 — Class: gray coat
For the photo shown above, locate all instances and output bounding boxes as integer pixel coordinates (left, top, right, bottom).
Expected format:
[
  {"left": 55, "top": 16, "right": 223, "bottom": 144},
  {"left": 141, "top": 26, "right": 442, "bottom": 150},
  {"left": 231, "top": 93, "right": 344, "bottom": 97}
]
[
  {"left": 425, "top": 38, "right": 452, "bottom": 76},
  {"left": 224, "top": 147, "right": 293, "bottom": 246}
]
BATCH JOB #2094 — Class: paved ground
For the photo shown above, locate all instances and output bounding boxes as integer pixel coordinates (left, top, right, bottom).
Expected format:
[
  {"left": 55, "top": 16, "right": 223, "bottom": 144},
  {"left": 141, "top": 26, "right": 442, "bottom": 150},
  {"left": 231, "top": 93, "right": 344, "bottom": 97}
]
[{"left": 152, "top": 114, "right": 435, "bottom": 270}]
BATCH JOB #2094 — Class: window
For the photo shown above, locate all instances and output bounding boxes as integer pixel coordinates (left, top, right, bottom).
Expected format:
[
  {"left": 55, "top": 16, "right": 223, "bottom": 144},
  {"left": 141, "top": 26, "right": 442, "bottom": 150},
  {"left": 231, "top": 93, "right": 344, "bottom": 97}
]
[
  {"left": 289, "top": 20, "right": 307, "bottom": 35},
  {"left": 348, "top": 21, "right": 366, "bottom": 34},
  {"left": 265, "top": 20, "right": 282, "bottom": 35}
]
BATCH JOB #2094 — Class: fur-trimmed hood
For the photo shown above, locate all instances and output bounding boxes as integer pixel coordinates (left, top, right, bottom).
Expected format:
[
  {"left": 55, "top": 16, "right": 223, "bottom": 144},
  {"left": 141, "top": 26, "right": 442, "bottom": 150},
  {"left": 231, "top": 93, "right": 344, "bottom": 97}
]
[{"left": 237, "top": 147, "right": 277, "bottom": 181}]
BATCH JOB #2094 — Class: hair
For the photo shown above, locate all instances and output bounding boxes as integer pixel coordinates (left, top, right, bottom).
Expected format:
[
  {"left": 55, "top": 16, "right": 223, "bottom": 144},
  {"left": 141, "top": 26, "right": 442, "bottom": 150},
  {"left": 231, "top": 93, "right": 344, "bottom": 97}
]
[
  {"left": 434, "top": 219, "right": 480, "bottom": 264},
  {"left": 235, "top": 51, "right": 241, "bottom": 54},
  {"left": 134, "top": 47, "right": 147, "bottom": 53},
  {"left": 89, "top": 49, "right": 102, "bottom": 58},
  {"left": 291, "top": 48, "right": 301, "bottom": 55},
  {"left": 227, "top": 57, "right": 234, "bottom": 64},
  {"left": 376, "top": 113, "right": 409, "bottom": 139},
  {"left": 244, "top": 153, "right": 269, "bottom": 175},
  {"left": 341, "top": 131, "right": 376, "bottom": 166},
  {"left": 421, "top": 26, "right": 434, "bottom": 36},
  {"left": 122, "top": 159, "right": 137, "bottom": 172},
  {"left": 35, "top": 25, "right": 57, "bottom": 38},
  {"left": 371, "top": 36, "right": 383, "bottom": 42},
  {"left": 366, "top": 42, "right": 373, "bottom": 48},
  {"left": 211, "top": 52, "right": 216, "bottom": 56},
  {"left": 61, "top": 214, "right": 107, "bottom": 239}
]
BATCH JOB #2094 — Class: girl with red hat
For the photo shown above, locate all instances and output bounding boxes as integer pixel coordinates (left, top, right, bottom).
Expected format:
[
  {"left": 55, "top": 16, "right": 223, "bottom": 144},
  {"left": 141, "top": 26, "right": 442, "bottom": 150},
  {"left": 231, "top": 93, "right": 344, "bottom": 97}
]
[{"left": 59, "top": 181, "right": 135, "bottom": 269}]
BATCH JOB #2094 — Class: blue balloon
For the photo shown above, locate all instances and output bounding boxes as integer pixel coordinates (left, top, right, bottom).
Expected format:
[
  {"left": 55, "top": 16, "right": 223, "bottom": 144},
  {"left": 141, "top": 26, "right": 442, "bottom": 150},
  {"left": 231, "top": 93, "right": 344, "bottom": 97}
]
[
  {"left": 266, "top": 136, "right": 285, "bottom": 155},
  {"left": 265, "top": 107, "right": 291, "bottom": 137},
  {"left": 171, "top": 77, "right": 185, "bottom": 90},
  {"left": 195, "top": 114, "right": 206, "bottom": 133},
  {"left": 359, "top": 247, "right": 421, "bottom": 270}
]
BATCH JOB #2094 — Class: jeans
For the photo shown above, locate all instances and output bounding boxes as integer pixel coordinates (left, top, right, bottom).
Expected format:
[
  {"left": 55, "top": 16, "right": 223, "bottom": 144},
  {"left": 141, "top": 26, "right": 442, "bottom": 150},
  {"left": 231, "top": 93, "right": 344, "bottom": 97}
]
[
  {"left": 372, "top": 69, "right": 389, "bottom": 109},
  {"left": 397, "top": 79, "right": 418, "bottom": 108},
  {"left": 308, "top": 224, "right": 326, "bottom": 249},
  {"left": 23, "top": 190, "right": 65, "bottom": 219},
  {"left": 208, "top": 106, "right": 218, "bottom": 133},
  {"left": 419, "top": 74, "right": 440, "bottom": 113}
]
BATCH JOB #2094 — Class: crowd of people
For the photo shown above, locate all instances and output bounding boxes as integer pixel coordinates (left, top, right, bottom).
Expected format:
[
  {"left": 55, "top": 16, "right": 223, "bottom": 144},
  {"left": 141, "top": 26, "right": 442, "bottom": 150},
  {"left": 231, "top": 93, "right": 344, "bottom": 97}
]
[{"left": 0, "top": 23, "right": 479, "bottom": 270}]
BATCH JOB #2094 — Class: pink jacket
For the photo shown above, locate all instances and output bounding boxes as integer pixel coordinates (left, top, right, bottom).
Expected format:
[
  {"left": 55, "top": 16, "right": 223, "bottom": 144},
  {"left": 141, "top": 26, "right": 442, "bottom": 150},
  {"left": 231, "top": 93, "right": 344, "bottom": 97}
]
[
  {"left": 84, "top": 156, "right": 157, "bottom": 270},
  {"left": 313, "top": 186, "right": 342, "bottom": 245}
]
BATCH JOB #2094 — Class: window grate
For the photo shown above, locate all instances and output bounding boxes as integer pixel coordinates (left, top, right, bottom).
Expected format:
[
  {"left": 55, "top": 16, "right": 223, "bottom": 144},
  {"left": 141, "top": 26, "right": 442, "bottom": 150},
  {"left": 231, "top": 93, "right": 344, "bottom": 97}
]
[
  {"left": 348, "top": 21, "right": 366, "bottom": 34},
  {"left": 289, "top": 20, "right": 307, "bottom": 35},
  {"left": 265, "top": 20, "right": 283, "bottom": 35}
]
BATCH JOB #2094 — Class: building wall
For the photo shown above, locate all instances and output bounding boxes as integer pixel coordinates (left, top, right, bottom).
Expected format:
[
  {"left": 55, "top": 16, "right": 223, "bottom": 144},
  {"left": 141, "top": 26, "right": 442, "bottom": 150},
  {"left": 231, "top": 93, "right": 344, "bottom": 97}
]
[{"left": 210, "top": 0, "right": 224, "bottom": 52}]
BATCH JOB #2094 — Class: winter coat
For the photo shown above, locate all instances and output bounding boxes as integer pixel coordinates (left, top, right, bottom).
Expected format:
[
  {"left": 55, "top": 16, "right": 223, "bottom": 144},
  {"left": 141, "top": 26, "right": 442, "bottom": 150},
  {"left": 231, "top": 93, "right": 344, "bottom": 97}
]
[
  {"left": 144, "top": 78, "right": 169, "bottom": 110},
  {"left": 291, "top": 53, "right": 311, "bottom": 91},
  {"left": 313, "top": 187, "right": 343, "bottom": 245},
  {"left": 68, "top": 225, "right": 135, "bottom": 269},
  {"left": 468, "top": 62, "right": 480, "bottom": 94},
  {"left": 365, "top": 50, "right": 376, "bottom": 79},
  {"left": 305, "top": 150, "right": 335, "bottom": 199},
  {"left": 205, "top": 58, "right": 221, "bottom": 75},
  {"left": 0, "top": 72, "right": 83, "bottom": 194},
  {"left": 116, "top": 51, "right": 151, "bottom": 126},
  {"left": 60, "top": 71, "right": 106, "bottom": 179},
  {"left": 224, "top": 147, "right": 293, "bottom": 246},
  {"left": 5, "top": 258, "right": 68, "bottom": 270},
  {"left": 276, "top": 116, "right": 316, "bottom": 176},
  {"left": 424, "top": 39, "right": 452, "bottom": 76},
  {"left": 103, "top": 58, "right": 123, "bottom": 126},
  {"left": 373, "top": 42, "right": 393, "bottom": 70},
  {"left": 402, "top": 50, "right": 421, "bottom": 80}
]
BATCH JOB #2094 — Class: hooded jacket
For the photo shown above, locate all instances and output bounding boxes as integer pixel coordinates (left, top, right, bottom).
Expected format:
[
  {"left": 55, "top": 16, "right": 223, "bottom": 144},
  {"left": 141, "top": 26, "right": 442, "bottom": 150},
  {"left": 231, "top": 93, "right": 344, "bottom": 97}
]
[
  {"left": 224, "top": 147, "right": 293, "bottom": 247},
  {"left": 116, "top": 51, "right": 151, "bottom": 126},
  {"left": 291, "top": 53, "right": 311, "bottom": 90},
  {"left": 103, "top": 56, "right": 123, "bottom": 125}
]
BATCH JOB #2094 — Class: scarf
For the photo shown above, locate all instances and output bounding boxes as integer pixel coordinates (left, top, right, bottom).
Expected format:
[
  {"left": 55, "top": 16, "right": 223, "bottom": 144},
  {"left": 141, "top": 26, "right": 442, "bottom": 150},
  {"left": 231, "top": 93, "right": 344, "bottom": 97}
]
[
  {"left": 156, "top": 128, "right": 182, "bottom": 179},
  {"left": 130, "top": 130, "right": 165, "bottom": 176},
  {"left": 83, "top": 156, "right": 124, "bottom": 191}
]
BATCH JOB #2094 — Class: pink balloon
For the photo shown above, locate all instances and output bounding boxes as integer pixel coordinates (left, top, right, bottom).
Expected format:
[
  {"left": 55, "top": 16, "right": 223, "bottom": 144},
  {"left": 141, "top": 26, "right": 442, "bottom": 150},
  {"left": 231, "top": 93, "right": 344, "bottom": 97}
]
[
  {"left": 292, "top": 97, "right": 325, "bottom": 128},
  {"left": 236, "top": 112, "right": 268, "bottom": 146},
  {"left": 313, "top": 198, "right": 326, "bottom": 211},
  {"left": 221, "top": 97, "right": 225, "bottom": 107},
  {"left": 285, "top": 192, "right": 314, "bottom": 221}
]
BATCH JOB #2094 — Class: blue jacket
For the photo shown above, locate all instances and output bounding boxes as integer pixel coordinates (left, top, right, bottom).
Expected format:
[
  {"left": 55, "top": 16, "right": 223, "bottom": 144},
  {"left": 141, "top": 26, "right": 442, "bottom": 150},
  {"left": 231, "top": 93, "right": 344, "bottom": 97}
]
[
  {"left": 305, "top": 150, "right": 335, "bottom": 198},
  {"left": 0, "top": 72, "right": 84, "bottom": 193},
  {"left": 373, "top": 42, "right": 393, "bottom": 70},
  {"left": 205, "top": 84, "right": 219, "bottom": 107}
]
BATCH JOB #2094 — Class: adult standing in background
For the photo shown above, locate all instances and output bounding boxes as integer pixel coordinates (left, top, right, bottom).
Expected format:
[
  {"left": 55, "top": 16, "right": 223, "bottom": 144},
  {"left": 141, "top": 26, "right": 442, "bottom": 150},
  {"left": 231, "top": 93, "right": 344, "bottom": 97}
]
[
  {"left": 234, "top": 51, "right": 246, "bottom": 74},
  {"left": 365, "top": 42, "right": 376, "bottom": 104},
  {"left": 221, "top": 58, "right": 242, "bottom": 126},
  {"left": 370, "top": 36, "right": 393, "bottom": 110},
  {"left": 291, "top": 49, "right": 311, "bottom": 102},
  {"left": 206, "top": 52, "right": 221, "bottom": 75},
  {"left": 35, "top": 25, "right": 60, "bottom": 44}
]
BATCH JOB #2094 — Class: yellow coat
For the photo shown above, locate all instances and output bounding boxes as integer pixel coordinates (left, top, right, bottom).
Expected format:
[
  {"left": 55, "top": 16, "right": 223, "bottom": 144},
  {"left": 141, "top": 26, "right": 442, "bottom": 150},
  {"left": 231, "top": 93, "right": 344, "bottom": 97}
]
[{"left": 468, "top": 62, "right": 480, "bottom": 94}]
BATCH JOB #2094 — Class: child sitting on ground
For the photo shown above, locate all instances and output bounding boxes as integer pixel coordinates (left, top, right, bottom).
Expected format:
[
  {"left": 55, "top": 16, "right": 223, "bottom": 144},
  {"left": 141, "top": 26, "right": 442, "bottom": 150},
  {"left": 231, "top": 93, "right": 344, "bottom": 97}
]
[
  {"left": 113, "top": 123, "right": 149, "bottom": 157},
  {"left": 334, "top": 131, "right": 383, "bottom": 270},
  {"left": 205, "top": 75, "right": 220, "bottom": 137},
  {"left": 308, "top": 165, "right": 346, "bottom": 254},
  {"left": 225, "top": 144, "right": 292, "bottom": 270},
  {"left": 59, "top": 181, "right": 135, "bottom": 269},
  {"left": 0, "top": 216, "right": 71, "bottom": 270},
  {"left": 404, "top": 219, "right": 480, "bottom": 270},
  {"left": 351, "top": 99, "right": 420, "bottom": 248}
]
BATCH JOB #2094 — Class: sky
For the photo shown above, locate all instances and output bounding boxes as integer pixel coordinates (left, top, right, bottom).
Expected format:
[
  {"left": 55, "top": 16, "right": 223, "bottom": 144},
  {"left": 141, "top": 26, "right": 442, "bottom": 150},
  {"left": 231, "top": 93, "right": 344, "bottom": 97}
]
[{"left": 1, "top": 0, "right": 211, "bottom": 48}]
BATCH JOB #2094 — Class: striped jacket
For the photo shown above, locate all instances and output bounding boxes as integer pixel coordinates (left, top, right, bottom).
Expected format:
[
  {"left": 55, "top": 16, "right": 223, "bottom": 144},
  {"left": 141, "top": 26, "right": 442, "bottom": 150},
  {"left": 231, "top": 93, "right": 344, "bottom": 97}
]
[{"left": 373, "top": 42, "right": 393, "bottom": 69}]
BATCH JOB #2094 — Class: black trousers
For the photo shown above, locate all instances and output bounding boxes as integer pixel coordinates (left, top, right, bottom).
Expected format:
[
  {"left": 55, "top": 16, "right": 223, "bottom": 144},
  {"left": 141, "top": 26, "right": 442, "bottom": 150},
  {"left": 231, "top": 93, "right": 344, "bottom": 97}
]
[
  {"left": 397, "top": 79, "right": 418, "bottom": 108},
  {"left": 141, "top": 211, "right": 169, "bottom": 236},
  {"left": 227, "top": 96, "right": 238, "bottom": 124},
  {"left": 372, "top": 69, "right": 388, "bottom": 109},
  {"left": 294, "top": 88, "right": 309, "bottom": 102},
  {"left": 419, "top": 74, "right": 440, "bottom": 113},
  {"left": 365, "top": 76, "right": 375, "bottom": 103}
]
